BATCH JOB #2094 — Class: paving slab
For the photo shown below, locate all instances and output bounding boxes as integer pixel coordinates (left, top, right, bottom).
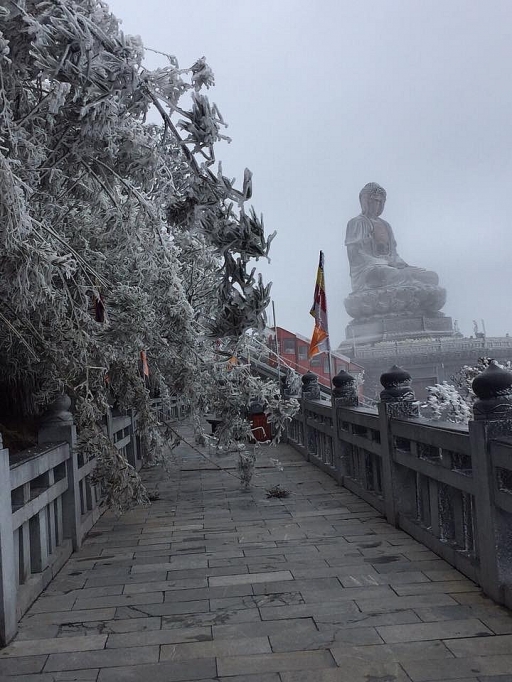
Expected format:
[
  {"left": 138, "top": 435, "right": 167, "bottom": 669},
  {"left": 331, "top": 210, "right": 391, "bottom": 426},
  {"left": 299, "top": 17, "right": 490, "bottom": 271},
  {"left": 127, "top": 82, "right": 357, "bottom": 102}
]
[
  {"left": 217, "top": 650, "right": 336, "bottom": 676},
  {"left": 3, "top": 420, "right": 512, "bottom": 682},
  {"left": 208, "top": 569, "right": 293, "bottom": 586},
  {"left": 0, "top": 635, "right": 107, "bottom": 658},
  {"left": 445, "top": 633, "right": 512, "bottom": 657},
  {"left": 280, "top": 661, "right": 413, "bottom": 682},
  {"left": 392, "top": 580, "right": 480, "bottom": 596},
  {"left": 0, "top": 655, "right": 48, "bottom": 676},
  {"left": 355, "top": 593, "right": 459, "bottom": 612},
  {"left": 160, "top": 635, "right": 271, "bottom": 660},
  {"left": 413, "top": 604, "right": 510, "bottom": 622},
  {"left": 22, "top": 608, "right": 117, "bottom": 625},
  {"left": 216, "top": 673, "right": 280, "bottom": 682},
  {"left": 0, "top": 671, "right": 100, "bottom": 681},
  {"left": 377, "top": 618, "right": 494, "bottom": 643},
  {"left": 269, "top": 625, "right": 383, "bottom": 651},
  {"left": 96, "top": 658, "right": 216, "bottom": 681},
  {"left": 106, "top": 626, "right": 211, "bottom": 648},
  {"left": 44, "top": 646, "right": 160, "bottom": 672},
  {"left": 58, "top": 616, "right": 162, "bottom": 635},
  {"left": 161, "top": 606, "right": 261, "bottom": 629},
  {"left": 212, "top": 617, "right": 317, "bottom": 640},
  {"left": 403, "top": 654, "right": 512, "bottom": 681},
  {"left": 479, "top": 616, "right": 512, "bottom": 634},
  {"left": 330, "top": 639, "right": 454, "bottom": 664}
]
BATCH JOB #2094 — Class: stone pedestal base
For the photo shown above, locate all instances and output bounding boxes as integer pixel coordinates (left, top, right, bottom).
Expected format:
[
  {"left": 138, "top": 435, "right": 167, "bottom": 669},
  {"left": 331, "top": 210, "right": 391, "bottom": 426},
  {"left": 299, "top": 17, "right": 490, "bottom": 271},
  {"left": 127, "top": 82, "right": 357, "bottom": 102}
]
[
  {"left": 342, "top": 314, "right": 455, "bottom": 347},
  {"left": 344, "top": 285, "right": 446, "bottom": 320}
]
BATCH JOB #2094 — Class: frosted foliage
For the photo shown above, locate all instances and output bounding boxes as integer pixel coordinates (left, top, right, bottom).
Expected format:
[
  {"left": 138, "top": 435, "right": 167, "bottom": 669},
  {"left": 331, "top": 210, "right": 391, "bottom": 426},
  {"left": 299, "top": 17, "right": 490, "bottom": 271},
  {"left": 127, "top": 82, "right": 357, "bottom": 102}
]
[
  {"left": 424, "top": 358, "right": 512, "bottom": 425},
  {"left": 0, "top": 0, "right": 280, "bottom": 509},
  {"left": 423, "top": 382, "right": 472, "bottom": 425}
]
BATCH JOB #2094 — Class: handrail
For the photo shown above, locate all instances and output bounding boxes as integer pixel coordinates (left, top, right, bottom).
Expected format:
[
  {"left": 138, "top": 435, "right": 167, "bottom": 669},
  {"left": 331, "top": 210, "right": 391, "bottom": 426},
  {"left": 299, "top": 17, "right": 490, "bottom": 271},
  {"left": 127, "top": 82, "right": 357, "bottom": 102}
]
[{"left": 285, "top": 395, "right": 512, "bottom": 612}]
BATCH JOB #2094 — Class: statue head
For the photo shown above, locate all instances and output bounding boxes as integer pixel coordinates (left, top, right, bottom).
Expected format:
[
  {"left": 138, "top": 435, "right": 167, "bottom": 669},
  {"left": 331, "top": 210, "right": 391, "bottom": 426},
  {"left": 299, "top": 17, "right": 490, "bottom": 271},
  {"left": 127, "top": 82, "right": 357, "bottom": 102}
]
[{"left": 359, "top": 182, "right": 386, "bottom": 218}]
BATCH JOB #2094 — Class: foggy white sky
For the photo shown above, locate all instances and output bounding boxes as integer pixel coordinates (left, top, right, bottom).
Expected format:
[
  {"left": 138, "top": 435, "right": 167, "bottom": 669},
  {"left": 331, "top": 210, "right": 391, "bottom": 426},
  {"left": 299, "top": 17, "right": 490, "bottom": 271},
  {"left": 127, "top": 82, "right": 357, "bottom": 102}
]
[{"left": 108, "top": 0, "right": 512, "bottom": 344}]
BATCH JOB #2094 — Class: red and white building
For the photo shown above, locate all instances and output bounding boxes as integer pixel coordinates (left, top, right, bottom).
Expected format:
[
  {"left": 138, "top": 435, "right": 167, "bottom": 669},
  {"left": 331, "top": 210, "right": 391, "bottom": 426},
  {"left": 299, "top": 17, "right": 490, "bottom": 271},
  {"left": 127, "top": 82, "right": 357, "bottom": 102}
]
[{"left": 266, "top": 326, "right": 364, "bottom": 390}]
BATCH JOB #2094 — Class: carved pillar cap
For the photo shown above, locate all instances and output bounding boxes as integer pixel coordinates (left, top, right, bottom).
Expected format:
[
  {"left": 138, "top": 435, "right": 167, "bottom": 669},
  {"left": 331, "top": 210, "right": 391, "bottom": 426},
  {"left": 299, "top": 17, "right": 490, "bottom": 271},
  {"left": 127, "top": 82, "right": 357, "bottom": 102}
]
[
  {"left": 41, "top": 394, "right": 73, "bottom": 424},
  {"left": 332, "top": 370, "right": 355, "bottom": 390},
  {"left": 472, "top": 360, "right": 512, "bottom": 420},
  {"left": 302, "top": 371, "right": 320, "bottom": 399},
  {"left": 380, "top": 365, "right": 415, "bottom": 403},
  {"left": 332, "top": 369, "right": 358, "bottom": 405},
  {"left": 302, "top": 371, "right": 318, "bottom": 387}
]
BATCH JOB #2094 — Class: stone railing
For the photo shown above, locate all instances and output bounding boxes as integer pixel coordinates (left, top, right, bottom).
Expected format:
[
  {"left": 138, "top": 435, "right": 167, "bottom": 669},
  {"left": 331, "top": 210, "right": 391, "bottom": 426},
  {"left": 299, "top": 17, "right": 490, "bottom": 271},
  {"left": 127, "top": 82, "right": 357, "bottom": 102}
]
[
  {"left": 287, "top": 362, "right": 512, "bottom": 610},
  {"left": 150, "top": 396, "right": 188, "bottom": 422},
  {"left": 351, "top": 336, "right": 512, "bottom": 359},
  {"left": 0, "top": 397, "right": 152, "bottom": 645},
  {"left": 4, "top": 439, "right": 73, "bottom": 644}
]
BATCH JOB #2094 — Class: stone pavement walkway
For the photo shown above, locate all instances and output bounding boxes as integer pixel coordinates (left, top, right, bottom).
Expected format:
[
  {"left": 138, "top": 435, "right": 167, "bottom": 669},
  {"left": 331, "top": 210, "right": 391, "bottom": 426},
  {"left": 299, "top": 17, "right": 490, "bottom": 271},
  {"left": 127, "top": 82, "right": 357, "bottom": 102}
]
[{"left": 2, "top": 421, "right": 512, "bottom": 681}]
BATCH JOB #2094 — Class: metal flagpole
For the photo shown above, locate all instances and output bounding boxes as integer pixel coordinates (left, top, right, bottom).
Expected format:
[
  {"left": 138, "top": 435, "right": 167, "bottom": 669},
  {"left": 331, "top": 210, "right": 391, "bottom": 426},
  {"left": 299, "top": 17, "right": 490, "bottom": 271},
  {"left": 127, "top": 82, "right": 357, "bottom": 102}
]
[
  {"left": 327, "top": 350, "right": 334, "bottom": 394},
  {"left": 324, "top": 255, "right": 334, "bottom": 394},
  {"left": 272, "top": 300, "right": 282, "bottom": 385}
]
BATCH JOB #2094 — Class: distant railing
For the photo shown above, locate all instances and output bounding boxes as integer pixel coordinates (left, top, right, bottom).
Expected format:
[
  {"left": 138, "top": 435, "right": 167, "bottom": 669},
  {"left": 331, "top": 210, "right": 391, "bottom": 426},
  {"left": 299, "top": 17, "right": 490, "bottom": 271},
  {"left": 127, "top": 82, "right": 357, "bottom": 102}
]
[
  {"left": 287, "top": 374, "right": 512, "bottom": 612},
  {"left": 351, "top": 336, "right": 512, "bottom": 359},
  {"left": 151, "top": 396, "right": 188, "bottom": 422}
]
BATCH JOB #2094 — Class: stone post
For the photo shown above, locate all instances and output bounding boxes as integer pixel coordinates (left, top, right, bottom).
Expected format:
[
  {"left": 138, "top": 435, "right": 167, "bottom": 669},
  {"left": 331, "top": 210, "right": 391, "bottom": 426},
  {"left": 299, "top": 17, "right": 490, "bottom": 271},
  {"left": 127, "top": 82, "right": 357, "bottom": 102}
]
[
  {"left": 126, "top": 408, "right": 138, "bottom": 469},
  {"left": 301, "top": 371, "right": 321, "bottom": 401},
  {"left": 332, "top": 370, "right": 359, "bottom": 483},
  {"left": 38, "top": 395, "right": 81, "bottom": 550},
  {"left": 281, "top": 369, "right": 301, "bottom": 400},
  {"left": 379, "top": 364, "right": 419, "bottom": 417},
  {"left": 105, "top": 406, "right": 114, "bottom": 441},
  {"left": 378, "top": 365, "right": 419, "bottom": 525},
  {"left": 469, "top": 361, "right": 512, "bottom": 604},
  {"left": 300, "top": 372, "right": 320, "bottom": 461},
  {"left": 332, "top": 370, "right": 359, "bottom": 407},
  {"left": 0, "top": 433, "right": 17, "bottom": 645}
]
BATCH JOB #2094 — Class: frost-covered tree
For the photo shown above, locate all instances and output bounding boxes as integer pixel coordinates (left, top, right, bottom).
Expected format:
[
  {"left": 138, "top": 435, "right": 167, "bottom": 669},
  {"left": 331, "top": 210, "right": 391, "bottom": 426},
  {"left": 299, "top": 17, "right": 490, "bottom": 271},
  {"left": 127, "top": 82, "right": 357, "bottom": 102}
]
[
  {"left": 422, "top": 382, "right": 472, "bottom": 425},
  {"left": 0, "top": 0, "right": 284, "bottom": 509},
  {"left": 423, "top": 357, "right": 512, "bottom": 425}
]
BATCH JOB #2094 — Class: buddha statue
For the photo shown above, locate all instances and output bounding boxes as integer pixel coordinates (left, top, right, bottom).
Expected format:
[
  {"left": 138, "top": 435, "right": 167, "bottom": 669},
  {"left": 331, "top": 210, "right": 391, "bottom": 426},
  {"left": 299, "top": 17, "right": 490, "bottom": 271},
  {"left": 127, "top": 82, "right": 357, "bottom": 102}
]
[
  {"left": 346, "top": 183, "right": 439, "bottom": 292},
  {"left": 344, "top": 183, "right": 446, "bottom": 321}
]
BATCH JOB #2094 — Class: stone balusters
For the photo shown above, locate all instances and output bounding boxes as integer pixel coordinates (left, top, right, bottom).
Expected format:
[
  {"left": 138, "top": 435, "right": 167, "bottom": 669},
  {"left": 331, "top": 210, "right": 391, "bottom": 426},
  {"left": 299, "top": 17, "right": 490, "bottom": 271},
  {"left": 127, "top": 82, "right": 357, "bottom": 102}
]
[
  {"left": 301, "top": 371, "right": 321, "bottom": 400},
  {"left": 469, "top": 361, "right": 512, "bottom": 605},
  {"left": 290, "top": 359, "right": 512, "bottom": 610},
  {"left": 377, "top": 365, "right": 418, "bottom": 525},
  {"left": 332, "top": 370, "right": 359, "bottom": 407},
  {"left": 38, "top": 395, "right": 81, "bottom": 551},
  {"left": 0, "top": 434, "right": 16, "bottom": 645}
]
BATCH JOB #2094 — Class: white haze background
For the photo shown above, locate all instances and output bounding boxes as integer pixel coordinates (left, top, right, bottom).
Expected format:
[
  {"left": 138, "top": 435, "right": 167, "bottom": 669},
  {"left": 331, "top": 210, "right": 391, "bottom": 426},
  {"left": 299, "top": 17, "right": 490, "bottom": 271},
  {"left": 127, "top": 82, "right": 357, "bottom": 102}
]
[{"left": 108, "top": 0, "right": 512, "bottom": 346}]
